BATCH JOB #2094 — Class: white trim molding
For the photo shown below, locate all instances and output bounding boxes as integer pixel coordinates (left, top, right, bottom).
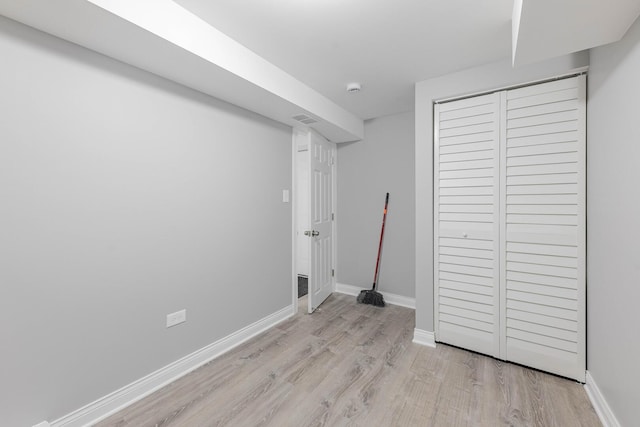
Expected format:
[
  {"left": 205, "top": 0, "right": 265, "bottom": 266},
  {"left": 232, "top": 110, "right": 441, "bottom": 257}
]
[
  {"left": 51, "top": 305, "right": 295, "bottom": 427},
  {"left": 335, "top": 282, "right": 416, "bottom": 309},
  {"left": 32, "top": 422, "right": 51, "bottom": 427},
  {"left": 584, "top": 371, "right": 622, "bottom": 427},
  {"left": 412, "top": 329, "right": 437, "bottom": 348}
]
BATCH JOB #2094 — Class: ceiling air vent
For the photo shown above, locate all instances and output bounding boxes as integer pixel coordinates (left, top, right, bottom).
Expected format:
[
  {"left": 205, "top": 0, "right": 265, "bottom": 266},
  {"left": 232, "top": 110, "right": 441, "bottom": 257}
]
[{"left": 292, "top": 114, "right": 318, "bottom": 125}]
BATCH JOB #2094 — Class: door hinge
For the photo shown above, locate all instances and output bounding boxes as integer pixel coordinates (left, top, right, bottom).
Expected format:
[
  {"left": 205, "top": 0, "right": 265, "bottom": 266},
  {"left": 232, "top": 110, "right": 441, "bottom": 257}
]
[
  {"left": 332, "top": 213, "right": 334, "bottom": 221},
  {"left": 332, "top": 269, "right": 335, "bottom": 277}
]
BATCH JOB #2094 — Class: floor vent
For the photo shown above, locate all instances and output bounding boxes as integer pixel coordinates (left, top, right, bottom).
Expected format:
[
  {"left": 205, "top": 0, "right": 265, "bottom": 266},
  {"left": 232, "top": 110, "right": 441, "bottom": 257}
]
[{"left": 292, "top": 114, "right": 318, "bottom": 125}]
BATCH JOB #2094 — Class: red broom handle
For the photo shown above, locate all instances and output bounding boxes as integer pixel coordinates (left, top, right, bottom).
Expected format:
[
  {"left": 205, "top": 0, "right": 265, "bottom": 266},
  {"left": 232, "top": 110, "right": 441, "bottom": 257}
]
[{"left": 372, "top": 193, "right": 389, "bottom": 290}]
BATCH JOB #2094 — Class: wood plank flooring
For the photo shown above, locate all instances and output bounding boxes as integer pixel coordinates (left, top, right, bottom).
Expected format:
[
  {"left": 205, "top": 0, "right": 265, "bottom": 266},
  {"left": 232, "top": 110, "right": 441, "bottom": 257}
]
[{"left": 96, "top": 293, "right": 601, "bottom": 427}]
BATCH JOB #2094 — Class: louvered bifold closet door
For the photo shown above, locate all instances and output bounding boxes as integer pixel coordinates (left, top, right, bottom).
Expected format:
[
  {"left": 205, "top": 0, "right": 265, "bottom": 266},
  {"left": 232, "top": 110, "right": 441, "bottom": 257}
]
[
  {"left": 434, "top": 93, "right": 501, "bottom": 358},
  {"left": 501, "top": 75, "right": 586, "bottom": 381}
]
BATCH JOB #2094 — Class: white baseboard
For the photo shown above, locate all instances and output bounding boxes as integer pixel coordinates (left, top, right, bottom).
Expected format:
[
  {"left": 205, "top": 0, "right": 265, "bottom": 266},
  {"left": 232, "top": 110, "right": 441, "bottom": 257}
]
[
  {"left": 412, "top": 328, "right": 436, "bottom": 348},
  {"left": 50, "top": 304, "right": 295, "bottom": 427},
  {"left": 32, "top": 422, "right": 51, "bottom": 427},
  {"left": 335, "top": 282, "right": 416, "bottom": 309},
  {"left": 584, "top": 371, "right": 621, "bottom": 427}
]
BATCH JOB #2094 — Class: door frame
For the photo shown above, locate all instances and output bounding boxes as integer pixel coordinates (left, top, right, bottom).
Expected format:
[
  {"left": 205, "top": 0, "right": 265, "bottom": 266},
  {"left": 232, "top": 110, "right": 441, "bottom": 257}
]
[{"left": 292, "top": 128, "right": 337, "bottom": 314}]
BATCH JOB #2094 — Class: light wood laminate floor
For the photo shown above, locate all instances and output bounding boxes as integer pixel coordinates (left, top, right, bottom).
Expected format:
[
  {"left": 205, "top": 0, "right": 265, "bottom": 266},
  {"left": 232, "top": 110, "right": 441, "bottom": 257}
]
[{"left": 97, "top": 293, "right": 600, "bottom": 427}]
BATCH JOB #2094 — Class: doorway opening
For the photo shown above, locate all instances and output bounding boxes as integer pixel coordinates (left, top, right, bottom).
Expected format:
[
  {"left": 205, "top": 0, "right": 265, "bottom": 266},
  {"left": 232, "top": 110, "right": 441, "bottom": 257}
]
[
  {"left": 297, "top": 275, "right": 309, "bottom": 314},
  {"left": 295, "top": 131, "right": 309, "bottom": 314}
]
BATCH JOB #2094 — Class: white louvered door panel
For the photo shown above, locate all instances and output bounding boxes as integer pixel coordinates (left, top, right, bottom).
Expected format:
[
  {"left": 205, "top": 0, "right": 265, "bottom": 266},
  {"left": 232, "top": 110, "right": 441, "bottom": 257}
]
[
  {"left": 501, "top": 75, "right": 586, "bottom": 381},
  {"left": 434, "top": 93, "right": 501, "bottom": 358}
]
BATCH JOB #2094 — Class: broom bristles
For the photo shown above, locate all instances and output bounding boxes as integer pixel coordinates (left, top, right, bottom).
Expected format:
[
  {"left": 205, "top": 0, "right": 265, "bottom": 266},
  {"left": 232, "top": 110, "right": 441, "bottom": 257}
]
[{"left": 357, "top": 289, "right": 385, "bottom": 307}]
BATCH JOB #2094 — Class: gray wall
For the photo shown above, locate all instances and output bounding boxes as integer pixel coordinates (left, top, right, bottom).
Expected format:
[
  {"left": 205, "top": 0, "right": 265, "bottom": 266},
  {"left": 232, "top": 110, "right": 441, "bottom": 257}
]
[
  {"left": 0, "top": 17, "right": 292, "bottom": 426},
  {"left": 587, "top": 16, "right": 640, "bottom": 427},
  {"left": 337, "top": 111, "right": 415, "bottom": 298},
  {"left": 414, "top": 52, "right": 590, "bottom": 332}
]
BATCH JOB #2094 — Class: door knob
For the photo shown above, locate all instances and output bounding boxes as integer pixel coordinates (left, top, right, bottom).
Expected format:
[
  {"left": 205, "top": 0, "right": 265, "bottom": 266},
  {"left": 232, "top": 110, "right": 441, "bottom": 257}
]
[{"left": 305, "top": 230, "right": 320, "bottom": 237}]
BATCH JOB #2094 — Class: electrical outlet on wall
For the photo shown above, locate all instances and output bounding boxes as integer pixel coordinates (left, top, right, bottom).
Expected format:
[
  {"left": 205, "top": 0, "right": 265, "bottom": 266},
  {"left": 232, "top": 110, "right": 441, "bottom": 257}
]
[{"left": 166, "top": 309, "right": 186, "bottom": 328}]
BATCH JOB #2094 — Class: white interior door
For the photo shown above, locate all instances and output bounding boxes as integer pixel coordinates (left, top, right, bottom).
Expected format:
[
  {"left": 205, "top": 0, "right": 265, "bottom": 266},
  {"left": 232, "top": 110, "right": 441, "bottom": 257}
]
[
  {"left": 434, "top": 92, "right": 502, "bottom": 358},
  {"left": 307, "top": 130, "right": 334, "bottom": 313},
  {"left": 501, "top": 75, "right": 586, "bottom": 381},
  {"left": 434, "top": 75, "right": 586, "bottom": 382}
]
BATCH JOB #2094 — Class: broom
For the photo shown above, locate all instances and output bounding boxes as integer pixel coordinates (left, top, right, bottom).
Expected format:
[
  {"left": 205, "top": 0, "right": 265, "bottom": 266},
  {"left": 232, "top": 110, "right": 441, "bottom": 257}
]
[{"left": 357, "top": 192, "right": 389, "bottom": 307}]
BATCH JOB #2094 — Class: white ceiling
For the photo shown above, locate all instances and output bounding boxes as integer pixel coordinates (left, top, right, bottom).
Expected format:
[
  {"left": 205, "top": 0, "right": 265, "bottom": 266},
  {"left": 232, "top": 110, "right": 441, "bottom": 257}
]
[
  {"left": 513, "top": 0, "right": 640, "bottom": 66},
  {"left": 0, "top": 0, "right": 365, "bottom": 142},
  {"left": 175, "top": 0, "right": 514, "bottom": 120},
  {"left": 2, "top": 1, "right": 640, "bottom": 141}
]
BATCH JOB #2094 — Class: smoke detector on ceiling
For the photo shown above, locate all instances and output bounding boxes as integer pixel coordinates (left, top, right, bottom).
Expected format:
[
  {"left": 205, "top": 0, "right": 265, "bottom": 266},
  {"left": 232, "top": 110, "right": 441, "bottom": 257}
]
[{"left": 346, "top": 82, "right": 362, "bottom": 93}]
